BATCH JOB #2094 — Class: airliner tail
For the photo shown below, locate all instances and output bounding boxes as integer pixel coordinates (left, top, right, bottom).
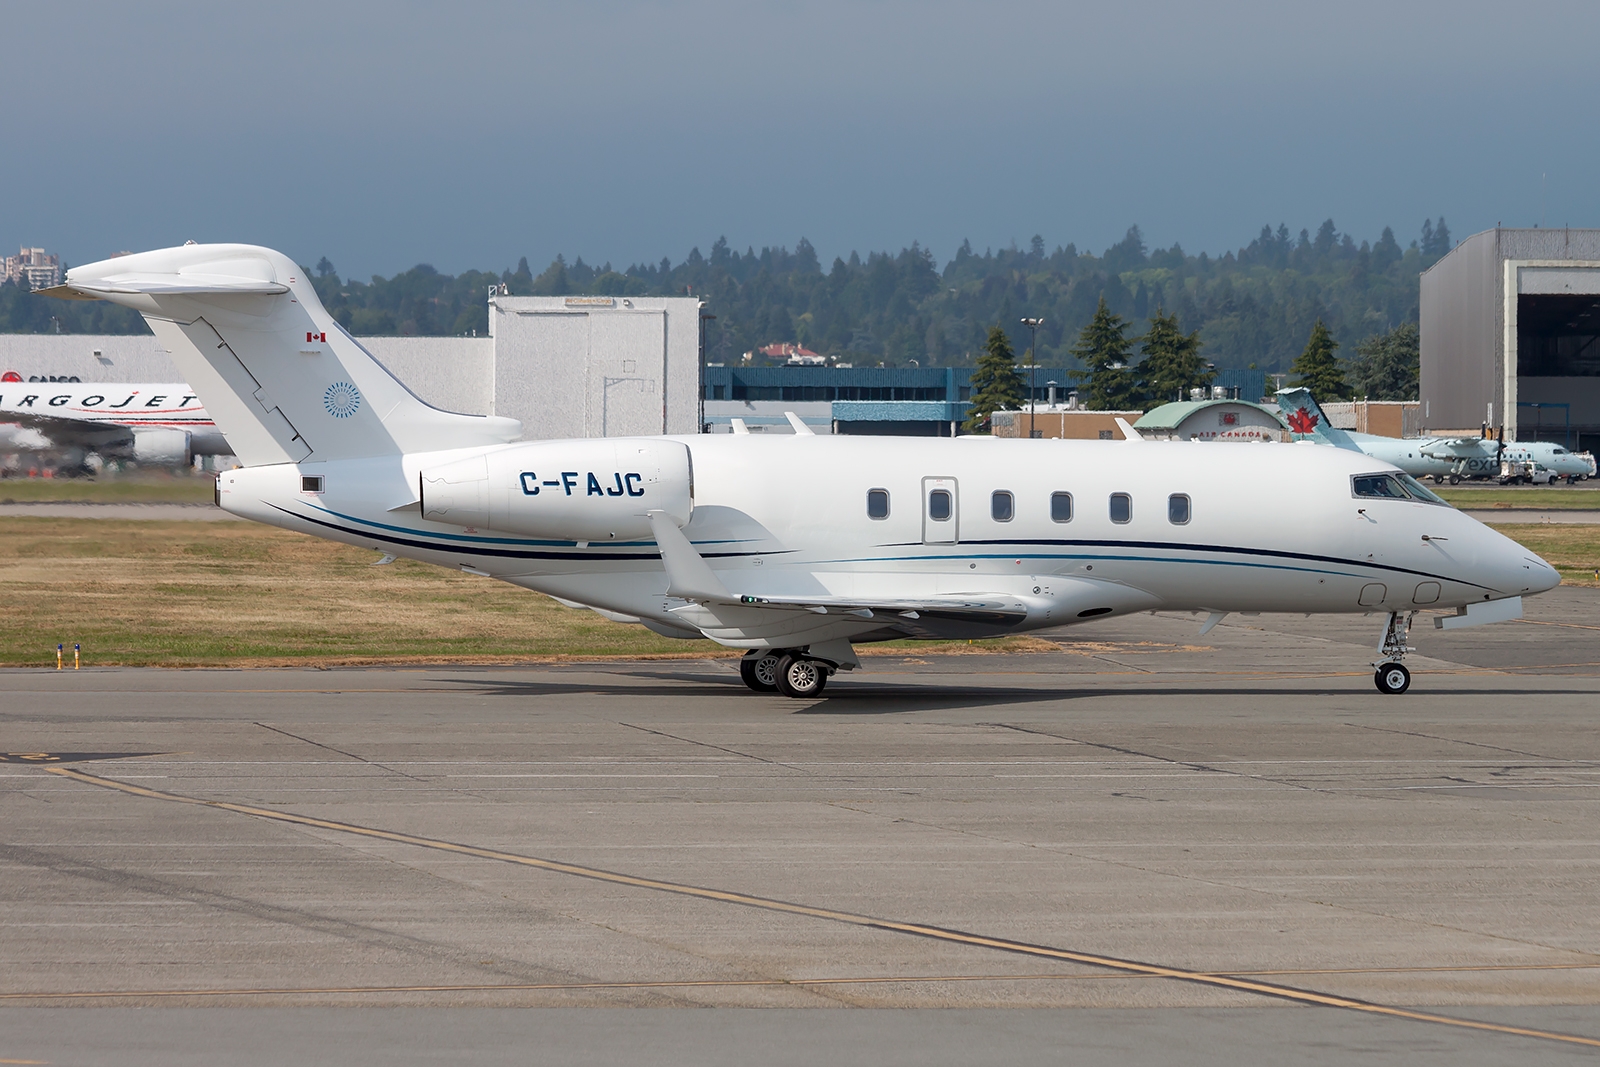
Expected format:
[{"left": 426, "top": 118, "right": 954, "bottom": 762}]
[{"left": 1274, "top": 387, "right": 1359, "bottom": 452}]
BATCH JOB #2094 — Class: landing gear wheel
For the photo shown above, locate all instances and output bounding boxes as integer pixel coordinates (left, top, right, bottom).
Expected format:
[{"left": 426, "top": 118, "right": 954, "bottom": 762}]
[
  {"left": 1449, "top": 475, "right": 1461, "bottom": 485},
  {"left": 740, "top": 650, "right": 782, "bottom": 693},
  {"left": 775, "top": 655, "right": 828, "bottom": 698},
  {"left": 1374, "top": 662, "right": 1411, "bottom": 695},
  {"left": 1431, "top": 474, "right": 1444, "bottom": 484}
]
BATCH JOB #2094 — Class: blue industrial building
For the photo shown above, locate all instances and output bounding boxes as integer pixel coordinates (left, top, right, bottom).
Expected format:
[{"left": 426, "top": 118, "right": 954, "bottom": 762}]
[{"left": 701, "top": 365, "right": 1264, "bottom": 435}]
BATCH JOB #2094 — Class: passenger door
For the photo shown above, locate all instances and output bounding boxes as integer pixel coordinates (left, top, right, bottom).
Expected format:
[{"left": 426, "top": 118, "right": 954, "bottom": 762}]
[{"left": 922, "top": 477, "right": 958, "bottom": 544}]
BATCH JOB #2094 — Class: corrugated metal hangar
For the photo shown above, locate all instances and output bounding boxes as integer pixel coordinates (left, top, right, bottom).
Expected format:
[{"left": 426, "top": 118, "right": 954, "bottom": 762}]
[{"left": 1422, "top": 227, "right": 1600, "bottom": 447}]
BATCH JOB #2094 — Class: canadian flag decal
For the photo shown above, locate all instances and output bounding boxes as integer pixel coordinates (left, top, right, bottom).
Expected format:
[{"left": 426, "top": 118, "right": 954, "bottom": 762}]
[
  {"left": 1287, "top": 407, "right": 1319, "bottom": 435},
  {"left": 306, "top": 331, "right": 326, "bottom": 343}
]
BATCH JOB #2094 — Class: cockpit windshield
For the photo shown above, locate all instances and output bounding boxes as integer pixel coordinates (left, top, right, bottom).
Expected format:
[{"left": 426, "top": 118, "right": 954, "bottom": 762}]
[{"left": 1352, "top": 472, "right": 1450, "bottom": 506}]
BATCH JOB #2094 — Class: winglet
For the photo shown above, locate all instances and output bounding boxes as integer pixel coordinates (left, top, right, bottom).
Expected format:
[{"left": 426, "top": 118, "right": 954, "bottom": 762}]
[
  {"left": 784, "top": 411, "right": 815, "bottom": 436},
  {"left": 646, "top": 510, "right": 731, "bottom": 602},
  {"left": 730, "top": 418, "right": 749, "bottom": 435},
  {"left": 1114, "top": 417, "right": 1142, "bottom": 442}
]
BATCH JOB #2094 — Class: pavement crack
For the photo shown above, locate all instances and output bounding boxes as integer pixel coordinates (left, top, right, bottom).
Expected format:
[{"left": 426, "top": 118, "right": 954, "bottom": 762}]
[
  {"left": 251, "top": 722, "right": 488, "bottom": 800},
  {"left": 1347, "top": 722, "right": 1600, "bottom": 765},
  {"left": 615, "top": 722, "right": 809, "bottom": 773}
]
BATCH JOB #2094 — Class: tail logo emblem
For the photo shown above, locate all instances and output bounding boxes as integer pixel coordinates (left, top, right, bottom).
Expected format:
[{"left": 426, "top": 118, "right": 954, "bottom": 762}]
[
  {"left": 323, "top": 381, "right": 362, "bottom": 419},
  {"left": 1287, "top": 407, "right": 1318, "bottom": 435}
]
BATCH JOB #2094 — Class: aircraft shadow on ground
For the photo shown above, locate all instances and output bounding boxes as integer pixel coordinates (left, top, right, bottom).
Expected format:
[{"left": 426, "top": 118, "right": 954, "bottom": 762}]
[{"left": 432, "top": 673, "right": 1600, "bottom": 716}]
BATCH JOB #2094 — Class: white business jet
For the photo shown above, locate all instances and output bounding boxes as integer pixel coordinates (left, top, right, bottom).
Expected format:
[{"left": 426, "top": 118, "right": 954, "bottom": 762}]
[
  {"left": 0, "top": 381, "right": 230, "bottom": 468},
  {"left": 46, "top": 245, "right": 1560, "bottom": 697}
]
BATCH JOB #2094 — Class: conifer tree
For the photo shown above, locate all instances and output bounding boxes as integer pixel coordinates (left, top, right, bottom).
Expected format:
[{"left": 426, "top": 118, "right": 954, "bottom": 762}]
[
  {"left": 1289, "top": 319, "right": 1352, "bottom": 400},
  {"left": 1068, "top": 297, "right": 1139, "bottom": 410},
  {"left": 1347, "top": 322, "right": 1419, "bottom": 400},
  {"left": 1136, "top": 308, "right": 1211, "bottom": 404},
  {"left": 963, "top": 325, "right": 1026, "bottom": 433}
]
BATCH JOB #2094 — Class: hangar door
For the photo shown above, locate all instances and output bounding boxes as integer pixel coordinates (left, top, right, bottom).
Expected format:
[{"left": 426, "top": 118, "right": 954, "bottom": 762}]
[{"left": 1516, "top": 267, "right": 1600, "bottom": 446}]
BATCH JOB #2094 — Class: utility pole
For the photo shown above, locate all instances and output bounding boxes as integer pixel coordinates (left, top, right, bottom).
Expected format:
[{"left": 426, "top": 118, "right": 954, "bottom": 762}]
[{"left": 1020, "top": 318, "right": 1044, "bottom": 438}]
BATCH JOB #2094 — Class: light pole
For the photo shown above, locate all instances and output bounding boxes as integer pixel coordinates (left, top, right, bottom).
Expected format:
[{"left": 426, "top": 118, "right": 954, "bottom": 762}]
[{"left": 1020, "top": 317, "right": 1044, "bottom": 437}]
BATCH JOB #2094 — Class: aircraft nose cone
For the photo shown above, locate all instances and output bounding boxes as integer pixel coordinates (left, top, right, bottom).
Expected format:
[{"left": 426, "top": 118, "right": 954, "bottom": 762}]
[{"left": 1524, "top": 553, "right": 1561, "bottom": 594}]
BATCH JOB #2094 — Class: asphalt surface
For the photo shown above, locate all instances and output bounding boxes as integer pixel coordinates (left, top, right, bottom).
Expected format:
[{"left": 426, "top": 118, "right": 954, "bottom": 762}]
[{"left": 2, "top": 589, "right": 1599, "bottom": 1064}]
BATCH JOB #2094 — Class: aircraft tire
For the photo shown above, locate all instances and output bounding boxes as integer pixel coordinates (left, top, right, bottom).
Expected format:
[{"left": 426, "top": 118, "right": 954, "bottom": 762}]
[
  {"left": 740, "top": 650, "right": 782, "bottom": 693},
  {"left": 1432, "top": 475, "right": 1444, "bottom": 484},
  {"left": 1374, "top": 662, "right": 1411, "bottom": 695},
  {"left": 775, "top": 655, "right": 828, "bottom": 698},
  {"left": 1449, "top": 475, "right": 1461, "bottom": 485}
]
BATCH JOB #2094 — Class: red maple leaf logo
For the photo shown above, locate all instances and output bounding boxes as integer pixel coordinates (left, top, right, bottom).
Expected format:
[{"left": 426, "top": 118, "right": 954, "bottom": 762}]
[{"left": 1287, "top": 407, "right": 1319, "bottom": 435}]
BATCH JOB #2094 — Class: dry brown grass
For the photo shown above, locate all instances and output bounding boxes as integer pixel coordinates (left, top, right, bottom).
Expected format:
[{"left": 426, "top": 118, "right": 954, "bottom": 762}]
[
  {"left": 0, "top": 518, "right": 1053, "bottom": 668},
  {"left": 1490, "top": 523, "right": 1600, "bottom": 586}
]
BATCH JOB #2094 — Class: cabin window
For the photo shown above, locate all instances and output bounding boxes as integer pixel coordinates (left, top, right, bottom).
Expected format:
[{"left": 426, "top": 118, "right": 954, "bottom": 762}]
[
  {"left": 1168, "top": 493, "right": 1191, "bottom": 524},
  {"left": 1109, "top": 492, "right": 1131, "bottom": 524},
  {"left": 1050, "top": 491, "right": 1073, "bottom": 523},
  {"left": 867, "top": 488, "right": 890, "bottom": 519},
  {"left": 301, "top": 476, "right": 324, "bottom": 493},
  {"left": 929, "top": 489, "right": 952, "bottom": 521},
  {"left": 991, "top": 490, "right": 1014, "bottom": 522}
]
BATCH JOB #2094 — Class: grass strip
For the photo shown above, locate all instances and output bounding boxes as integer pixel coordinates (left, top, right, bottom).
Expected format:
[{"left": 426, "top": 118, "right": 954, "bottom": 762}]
[
  {"left": 1436, "top": 487, "right": 1600, "bottom": 510},
  {"left": 0, "top": 474, "right": 216, "bottom": 504},
  {"left": 0, "top": 518, "right": 1051, "bottom": 668}
]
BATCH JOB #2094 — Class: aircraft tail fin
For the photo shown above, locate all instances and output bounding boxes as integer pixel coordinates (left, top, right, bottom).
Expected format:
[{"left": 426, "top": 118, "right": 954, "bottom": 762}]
[
  {"left": 51, "top": 244, "right": 521, "bottom": 466},
  {"left": 1273, "top": 387, "right": 1359, "bottom": 451}
]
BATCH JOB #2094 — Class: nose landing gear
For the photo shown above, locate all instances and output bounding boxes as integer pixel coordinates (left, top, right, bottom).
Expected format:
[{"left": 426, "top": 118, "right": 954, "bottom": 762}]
[{"left": 1373, "top": 611, "right": 1416, "bottom": 695}]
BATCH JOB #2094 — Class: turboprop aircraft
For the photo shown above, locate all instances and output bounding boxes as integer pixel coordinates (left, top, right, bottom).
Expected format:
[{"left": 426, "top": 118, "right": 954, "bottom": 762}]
[
  {"left": 45, "top": 244, "right": 1561, "bottom": 697},
  {"left": 0, "top": 382, "right": 231, "bottom": 468},
  {"left": 1276, "top": 388, "right": 1594, "bottom": 483}
]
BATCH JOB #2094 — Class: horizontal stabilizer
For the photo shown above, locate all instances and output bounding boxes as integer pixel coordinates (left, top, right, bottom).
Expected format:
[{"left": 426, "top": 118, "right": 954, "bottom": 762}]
[{"left": 47, "top": 273, "right": 289, "bottom": 297}]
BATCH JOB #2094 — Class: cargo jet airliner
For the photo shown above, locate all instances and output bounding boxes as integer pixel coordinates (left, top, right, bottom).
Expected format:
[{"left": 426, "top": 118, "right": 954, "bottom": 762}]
[
  {"left": 45, "top": 245, "right": 1560, "bottom": 696},
  {"left": 0, "top": 383, "right": 230, "bottom": 468}
]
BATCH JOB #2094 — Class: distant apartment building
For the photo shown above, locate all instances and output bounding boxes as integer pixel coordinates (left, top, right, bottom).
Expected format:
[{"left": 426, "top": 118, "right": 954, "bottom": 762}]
[{"left": 4, "top": 247, "right": 61, "bottom": 290}]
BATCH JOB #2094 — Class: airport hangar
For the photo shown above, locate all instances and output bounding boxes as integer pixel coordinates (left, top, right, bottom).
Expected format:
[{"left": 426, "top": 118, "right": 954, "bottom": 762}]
[{"left": 1422, "top": 226, "right": 1600, "bottom": 451}]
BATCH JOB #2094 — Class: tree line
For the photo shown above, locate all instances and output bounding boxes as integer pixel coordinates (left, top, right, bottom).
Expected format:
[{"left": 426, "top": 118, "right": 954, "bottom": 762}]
[
  {"left": 0, "top": 218, "right": 1447, "bottom": 388},
  {"left": 963, "top": 306, "right": 1419, "bottom": 431}
]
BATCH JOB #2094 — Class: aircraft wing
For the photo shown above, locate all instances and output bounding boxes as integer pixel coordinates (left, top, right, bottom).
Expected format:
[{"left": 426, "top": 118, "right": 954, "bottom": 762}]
[
  {"left": 1419, "top": 437, "right": 1491, "bottom": 457},
  {"left": 0, "top": 410, "right": 131, "bottom": 448},
  {"left": 730, "top": 591, "right": 1030, "bottom": 623}
]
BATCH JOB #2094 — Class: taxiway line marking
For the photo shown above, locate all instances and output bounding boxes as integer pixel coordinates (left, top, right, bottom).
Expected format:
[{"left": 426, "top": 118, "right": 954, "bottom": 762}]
[
  {"left": 45, "top": 765, "right": 1600, "bottom": 1050},
  {"left": 6, "top": 962, "right": 1600, "bottom": 1002}
]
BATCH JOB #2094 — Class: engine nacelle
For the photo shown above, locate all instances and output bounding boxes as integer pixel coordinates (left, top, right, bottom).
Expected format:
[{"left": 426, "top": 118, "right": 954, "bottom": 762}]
[
  {"left": 130, "top": 427, "right": 192, "bottom": 466},
  {"left": 419, "top": 438, "right": 693, "bottom": 541}
]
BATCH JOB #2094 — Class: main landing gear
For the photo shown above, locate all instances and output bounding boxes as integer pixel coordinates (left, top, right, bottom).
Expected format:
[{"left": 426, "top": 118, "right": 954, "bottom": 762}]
[
  {"left": 1373, "top": 611, "right": 1415, "bottom": 695},
  {"left": 740, "top": 649, "right": 831, "bottom": 698}
]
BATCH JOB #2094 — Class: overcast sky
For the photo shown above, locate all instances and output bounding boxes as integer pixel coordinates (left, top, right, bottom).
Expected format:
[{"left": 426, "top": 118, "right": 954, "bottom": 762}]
[{"left": 5, "top": 1, "right": 1597, "bottom": 279}]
